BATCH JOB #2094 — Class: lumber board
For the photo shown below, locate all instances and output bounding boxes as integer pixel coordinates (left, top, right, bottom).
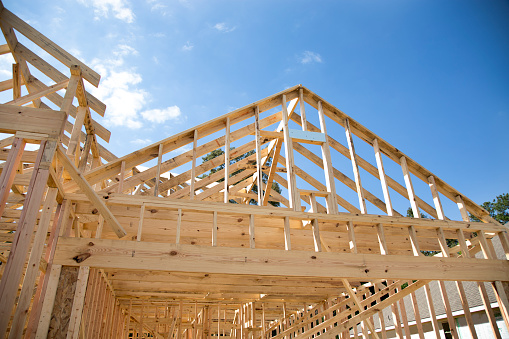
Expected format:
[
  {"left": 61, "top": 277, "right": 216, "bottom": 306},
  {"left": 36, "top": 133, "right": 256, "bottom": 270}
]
[
  {"left": 66, "top": 88, "right": 299, "bottom": 192},
  {"left": 57, "top": 146, "right": 126, "bottom": 238},
  {"left": 53, "top": 237, "right": 509, "bottom": 281},
  {"left": 0, "top": 8, "right": 101, "bottom": 87},
  {"left": 14, "top": 42, "right": 106, "bottom": 116},
  {"left": 0, "top": 104, "right": 66, "bottom": 135},
  {"left": 301, "top": 86, "right": 499, "bottom": 225},
  {"left": 66, "top": 193, "right": 505, "bottom": 233}
]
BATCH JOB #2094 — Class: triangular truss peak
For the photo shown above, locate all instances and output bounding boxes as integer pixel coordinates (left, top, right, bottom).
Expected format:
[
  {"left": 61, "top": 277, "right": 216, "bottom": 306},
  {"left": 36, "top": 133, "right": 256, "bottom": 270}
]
[{"left": 0, "top": 3, "right": 507, "bottom": 339}]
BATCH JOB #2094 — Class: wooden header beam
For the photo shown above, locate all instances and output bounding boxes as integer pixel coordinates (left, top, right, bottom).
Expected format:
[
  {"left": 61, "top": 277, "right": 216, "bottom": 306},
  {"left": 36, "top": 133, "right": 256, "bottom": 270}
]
[{"left": 54, "top": 238, "right": 509, "bottom": 282}]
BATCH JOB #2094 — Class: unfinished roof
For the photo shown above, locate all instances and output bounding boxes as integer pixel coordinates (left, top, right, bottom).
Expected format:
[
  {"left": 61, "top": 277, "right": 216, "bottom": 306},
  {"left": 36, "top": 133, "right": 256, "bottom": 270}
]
[{"left": 0, "top": 2, "right": 507, "bottom": 338}]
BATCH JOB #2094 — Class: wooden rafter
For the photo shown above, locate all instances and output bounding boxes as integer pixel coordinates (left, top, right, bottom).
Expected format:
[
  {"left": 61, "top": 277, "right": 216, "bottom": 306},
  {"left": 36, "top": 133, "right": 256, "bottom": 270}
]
[{"left": 0, "top": 6, "right": 507, "bottom": 338}]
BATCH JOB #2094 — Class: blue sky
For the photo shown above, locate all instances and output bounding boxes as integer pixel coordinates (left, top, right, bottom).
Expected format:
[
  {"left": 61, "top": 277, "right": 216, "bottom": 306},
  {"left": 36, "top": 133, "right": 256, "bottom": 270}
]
[{"left": 3, "top": 0, "right": 509, "bottom": 215}]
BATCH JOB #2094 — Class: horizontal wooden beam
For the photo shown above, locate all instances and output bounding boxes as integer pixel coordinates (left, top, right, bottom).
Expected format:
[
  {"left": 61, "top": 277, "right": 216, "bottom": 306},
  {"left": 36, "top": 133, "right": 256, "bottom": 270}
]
[
  {"left": 288, "top": 129, "right": 326, "bottom": 145},
  {"left": 66, "top": 193, "right": 505, "bottom": 233},
  {"left": 53, "top": 238, "right": 509, "bottom": 281},
  {"left": 0, "top": 104, "right": 66, "bottom": 136}
]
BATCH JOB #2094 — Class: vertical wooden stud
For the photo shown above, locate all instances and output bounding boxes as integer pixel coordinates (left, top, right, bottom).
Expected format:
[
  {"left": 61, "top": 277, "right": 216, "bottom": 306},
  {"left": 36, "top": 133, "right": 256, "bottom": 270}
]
[
  {"left": 249, "top": 214, "right": 255, "bottom": 249},
  {"left": 13, "top": 63, "right": 21, "bottom": 99},
  {"left": 0, "top": 137, "right": 25, "bottom": 217},
  {"left": 376, "top": 223, "right": 388, "bottom": 255},
  {"left": 347, "top": 221, "right": 357, "bottom": 254},
  {"left": 299, "top": 88, "right": 307, "bottom": 131},
  {"left": 154, "top": 143, "right": 163, "bottom": 196},
  {"left": 428, "top": 176, "right": 444, "bottom": 220},
  {"left": 400, "top": 156, "right": 420, "bottom": 218},
  {"left": 281, "top": 94, "right": 300, "bottom": 212},
  {"left": 254, "top": 106, "right": 263, "bottom": 205},
  {"left": 190, "top": 129, "right": 198, "bottom": 199},
  {"left": 176, "top": 208, "right": 182, "bottom": 244},
  {"left": 0, "top": 140, "right": 56, "bottom": 335},
  {"left": 212, "top": 211, "right": 218, "bottom": 247},
  {"left": 344, "top": 118, "right": 366, "bottom": 214},
  {"left": 224, "top": 117, "right": 231, "bottom": 203},
  {"left": 373, "top": 138, "right": 393, "bottom": 216},
  {"left": 455, "top": 195, "right": 470, "bottom": 222},
  {"left": 284, "top": 216, "right": 291, "bottom": 251},
  {"left": 317, "top": 101, "right": 339, "bottom": 214},
  {"left": 137, "top": 203, "right": 145, "bottom": 242},
  {"left": 311, "top": 218, "right": 322, "bottom": 252}
]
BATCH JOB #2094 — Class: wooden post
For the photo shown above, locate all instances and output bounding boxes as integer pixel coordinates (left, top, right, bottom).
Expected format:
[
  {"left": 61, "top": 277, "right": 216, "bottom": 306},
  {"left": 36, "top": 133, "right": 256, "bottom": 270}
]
[
  {"left": 311, "top": 218, "right": 322, "bottom": 252},
  {"left": 212, "top": 211, "right": 218, "bottom": 247},
  {"left": 224, "top": 117, "right": 231, "bottom": 203},
  {"left": 376, "top": 223, "right": 388, "bottom": 255},
  {"left": 409, "top": 292, "right": 425, "bottom": 339},
  {"left": 190, "top": 129, "right": 198, "bottom": 199},
  {"left": 428, "top": 176, "right": 445, "bottom": 220},
  {"left": 254, "top": 106, "right": 263, "bottom": 205},
  {"left": 284, "top": 216, "right": 291, "bottom": 251},
  {"left": 344, "top": 118, "right": 366, "bottom": 214},
  {"left": 0, "top": 139, "right": 57, "bottom": 335},
  {"left": 400, "top": 156, "right": 420, "bottom": 218},
  {"left": 154, "top": 143, "right": 164, "bottom": 196},
  {"left": 12, "top": 63, "right": 21, "bottom": 99},
  {"left": 8, "top": 188, "right": 58, "bottom": 339},
  {"left": 423, "top": 284, "right": 441, "bottom": 338},
  {"left": 176, "top": 208, "right": 182, "bottom": 244},
  {"left": 455, "top": 195, "right": 470, "bottom": 222},
  {"left": 137, "top": 203, "right": 146, "bottom": 242},
  {"left": 398, "top": 297, "right": 411, "bottom": 338},
  {"left": 249, "top": 214, "right": 255, "bottom": 249},
  {"left": 299, "top": 88, "right": 307, "bottom": 131},
  {"left": 347, "top": 221, "right": 357, "bottom": 254},
  {"left": 317, "top": 101, "right": 339, "bottom": 214},
  {"left": 66, "top": 266, "right": 90, "bottom": 339},
  {"left": 281, "top": 94, "right": 300, "bottom": 212},
  {"left": 34, "top": 264, "right": 63, "bottom": 338},
  {"left": 0, "top": 137, "right": 25, "bottom": 217},
  {"left": 25, "top": 200, "right": 69, "bottom": 339},
  {"left": 118, "top": 160, "right": 126, "bottom": 194},
  {"left": 373, "top": 139, "right": 393, "bottom": 216}
]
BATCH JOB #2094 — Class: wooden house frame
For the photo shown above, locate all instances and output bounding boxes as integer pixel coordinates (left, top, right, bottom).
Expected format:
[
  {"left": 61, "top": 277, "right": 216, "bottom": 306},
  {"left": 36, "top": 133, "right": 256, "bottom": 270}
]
[{"left": 0, "top": 3, "right": 507, "bottom": 338}]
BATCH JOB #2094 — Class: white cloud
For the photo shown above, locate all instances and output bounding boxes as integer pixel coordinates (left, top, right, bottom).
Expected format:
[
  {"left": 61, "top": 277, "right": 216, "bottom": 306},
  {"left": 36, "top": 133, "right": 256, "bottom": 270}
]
[
  {"left": 181, "top": 41, "right": 194, "bottom": 51},
  {"left": 214, "top": 22, "right": 236, "bottom": 33},
  {"left": 114, "top": 44, "right": 138, "bottom": 57},
  {"left": 77, "top": 0, "right": 135, "bottom": 23},
  {"left": 89, "top": 44, "right": 183, "bottom": 130},
  {"left": 131, "top": 138, "right": 152, "bottom": 145},
  {"left": 0, "top": 54, "right": 15, "bottom": 78},
  {"left": 146, "top": 0, "right": 170, "bottom": 15},
  {"left": 141, "top": 106, "right": 182, "bottom": 123},
  {"left": 151, "top": 32, "right": 166, "bottom": 38},
  {"left": 300, "top": 51, "right": 322, "bottom": 64}
]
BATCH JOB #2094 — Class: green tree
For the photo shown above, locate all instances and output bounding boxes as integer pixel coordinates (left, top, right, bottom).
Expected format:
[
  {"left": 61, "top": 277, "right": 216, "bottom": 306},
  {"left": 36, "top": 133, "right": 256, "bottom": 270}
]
[
  {"left": 200, "top": 148, "right": 282, "bottom": 207},
  {"left": 470, "top": 193, "right": 509, "bottom": 224},
  {"left": 406, "top": 207, "right": 428, "bottom": 219}
]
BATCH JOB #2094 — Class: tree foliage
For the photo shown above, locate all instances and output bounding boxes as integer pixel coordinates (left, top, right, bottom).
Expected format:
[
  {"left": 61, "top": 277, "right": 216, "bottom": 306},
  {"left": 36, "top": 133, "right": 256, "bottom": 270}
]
[
  {"left": 470, "top": 193, "right": 509, "bottom": 224},
  {"left": 200, "top": 148, "right": 282, "bottom": 207}
]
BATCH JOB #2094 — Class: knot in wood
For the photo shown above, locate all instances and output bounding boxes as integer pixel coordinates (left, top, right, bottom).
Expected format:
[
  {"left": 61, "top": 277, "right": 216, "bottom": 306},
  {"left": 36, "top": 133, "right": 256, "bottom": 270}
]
[{"left": 73, "top": 252, "right": 91, "bottom": 263}]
